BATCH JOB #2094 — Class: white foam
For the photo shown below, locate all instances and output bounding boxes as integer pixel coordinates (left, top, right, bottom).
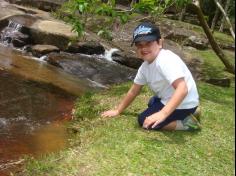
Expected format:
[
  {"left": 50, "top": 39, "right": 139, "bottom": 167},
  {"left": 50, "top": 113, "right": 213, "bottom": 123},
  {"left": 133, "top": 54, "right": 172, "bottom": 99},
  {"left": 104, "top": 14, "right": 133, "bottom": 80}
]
[
  {"left": 104, "top": 48, "right": 119, "bottom": 62},
  {"left": 86, "top": 78, "right": 108, "bottom": 89},
  {"left": 30, "top": 55, "right": 47, "bottom": 63},
  {"left": 0, "top": 118, "right": 8, "bottom": 127}
]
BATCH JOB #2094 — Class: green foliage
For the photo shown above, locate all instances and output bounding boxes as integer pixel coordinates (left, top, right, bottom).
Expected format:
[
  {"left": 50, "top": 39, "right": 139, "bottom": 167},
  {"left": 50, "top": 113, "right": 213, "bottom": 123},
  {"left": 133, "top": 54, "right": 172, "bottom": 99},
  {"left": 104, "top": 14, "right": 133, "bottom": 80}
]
[
  {"left": 56, "top": 0, "right": 129, "bottom": 39},
  {"left": 56, "top": 0, "right": 178, "bottom": 39},
  {"left": 132, "top": 0, "right": 175, "bottom": 20},
  {"left": 175, "top": 0, "right": 191, "bottom": 7},
  {"left": 55, "top": 0, "right": 235, "bottom": 41}
]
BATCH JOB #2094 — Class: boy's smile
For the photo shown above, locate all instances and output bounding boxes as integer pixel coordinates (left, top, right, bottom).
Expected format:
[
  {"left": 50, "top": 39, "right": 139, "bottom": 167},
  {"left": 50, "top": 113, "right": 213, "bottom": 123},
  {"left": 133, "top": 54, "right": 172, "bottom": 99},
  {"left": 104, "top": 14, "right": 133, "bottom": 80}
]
[{"left": 135, "top": 41, "right": 161, "bottom": 63}]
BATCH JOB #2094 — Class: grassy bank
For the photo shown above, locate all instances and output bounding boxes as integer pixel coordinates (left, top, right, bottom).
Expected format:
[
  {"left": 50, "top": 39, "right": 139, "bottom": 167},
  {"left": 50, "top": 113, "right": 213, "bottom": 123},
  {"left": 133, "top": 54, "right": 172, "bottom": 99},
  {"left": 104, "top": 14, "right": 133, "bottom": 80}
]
[
  {"left": 19, "top": 48, "right": 235, "bottom": 176},
  {"left": 21, "top": 82, "right": 234, "bottom": 175}
]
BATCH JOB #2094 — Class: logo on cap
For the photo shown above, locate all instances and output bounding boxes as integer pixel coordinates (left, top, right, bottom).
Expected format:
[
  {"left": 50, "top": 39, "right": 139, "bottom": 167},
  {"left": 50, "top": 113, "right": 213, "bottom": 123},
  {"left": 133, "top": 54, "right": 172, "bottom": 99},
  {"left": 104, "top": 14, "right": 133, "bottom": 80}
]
[{"left": 134, "top": 25, "right": 152, "bottom": 38}]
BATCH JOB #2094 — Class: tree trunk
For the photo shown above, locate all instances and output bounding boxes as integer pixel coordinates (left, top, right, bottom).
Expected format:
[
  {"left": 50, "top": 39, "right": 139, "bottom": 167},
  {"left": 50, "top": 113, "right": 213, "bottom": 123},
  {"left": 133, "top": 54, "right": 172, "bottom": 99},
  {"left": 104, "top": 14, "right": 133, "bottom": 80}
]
[
  {"left": 188, "top": 0, "right": 235, "bottom": 74},
  {"left": 219, "top": 0, "right": 230, "bottom": 32},
  {"left": 179, "top": 6, "right": 186, "bottom": 21},
  {"left": 215, "top": 0, "right": 235, "bottom": 41},
  {"left": 211, "top": 0, "right": 222, "bottom": 30}
]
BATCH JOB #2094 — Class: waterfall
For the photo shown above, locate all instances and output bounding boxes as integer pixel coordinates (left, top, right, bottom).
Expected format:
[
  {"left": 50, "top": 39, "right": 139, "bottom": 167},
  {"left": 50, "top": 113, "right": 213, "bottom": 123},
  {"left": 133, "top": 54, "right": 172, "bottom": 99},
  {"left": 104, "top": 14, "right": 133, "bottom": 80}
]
[
  {"left": 0, "top": 20, "right": 23, "bottom": 45},
  {"left": 8, "top": 20, "right": 22, "bottom": 31},
  {"left": 104, "top": 48, "right": 119, "bottom": 61}
]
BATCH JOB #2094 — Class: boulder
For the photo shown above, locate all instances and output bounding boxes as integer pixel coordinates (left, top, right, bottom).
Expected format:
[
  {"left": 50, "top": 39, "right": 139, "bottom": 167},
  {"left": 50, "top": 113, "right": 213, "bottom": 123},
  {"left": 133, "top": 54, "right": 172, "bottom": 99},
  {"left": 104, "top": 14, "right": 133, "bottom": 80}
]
[
  {"left": 112, "top": 50, "right": 143, "bottom": 69},
  {"left": 46, "top": 52, "right": 136, "bottom": 86},
  {"left": 31, "top": 44, "right": 59, "bottom": 57},
  {"left": 29, "top": 20, "right": 77, "bottom": 50},
  {"left": 6, "top": 0, "right": 67, "bottom": 12},
  {"left": 66, "top": 41, "right": 105, "bottom": 55},
  {"left": 185, "top": 35, "right": 208, "bottom": 50}
]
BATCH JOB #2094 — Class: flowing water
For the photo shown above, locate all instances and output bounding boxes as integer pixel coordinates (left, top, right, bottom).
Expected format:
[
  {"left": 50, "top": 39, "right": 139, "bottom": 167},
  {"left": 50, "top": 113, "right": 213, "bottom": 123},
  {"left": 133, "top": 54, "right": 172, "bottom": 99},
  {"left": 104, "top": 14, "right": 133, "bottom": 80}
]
[
  {"left": 0, "top": 44, "right": 90, "bottom": 175},
  {"left": 0, "top": 17, "right": 105, "bottom": 175}
]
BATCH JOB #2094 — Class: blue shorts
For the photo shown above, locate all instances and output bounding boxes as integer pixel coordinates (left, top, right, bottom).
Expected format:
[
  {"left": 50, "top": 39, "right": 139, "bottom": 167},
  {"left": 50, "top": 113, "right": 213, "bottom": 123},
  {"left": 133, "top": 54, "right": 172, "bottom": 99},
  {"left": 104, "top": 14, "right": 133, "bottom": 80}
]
[{"left": 138, "top": 96, "right": 197, "bottom": 130}]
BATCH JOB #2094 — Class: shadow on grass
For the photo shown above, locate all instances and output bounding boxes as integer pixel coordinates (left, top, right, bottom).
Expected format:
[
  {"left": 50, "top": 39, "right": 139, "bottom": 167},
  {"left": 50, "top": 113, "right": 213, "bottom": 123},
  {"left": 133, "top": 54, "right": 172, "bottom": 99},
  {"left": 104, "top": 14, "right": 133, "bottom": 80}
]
[
  {"left": 135, "top": 124, "right": 201, "bottom": 145},
  {"left": 123, "top": 111, "right": 139, "bottom": 117},
  {"left": 142, "top": 131, "right": 200, "bottom": 145},
  {"left": 158, "top": 130, "right": 201, "bottom": 144}
]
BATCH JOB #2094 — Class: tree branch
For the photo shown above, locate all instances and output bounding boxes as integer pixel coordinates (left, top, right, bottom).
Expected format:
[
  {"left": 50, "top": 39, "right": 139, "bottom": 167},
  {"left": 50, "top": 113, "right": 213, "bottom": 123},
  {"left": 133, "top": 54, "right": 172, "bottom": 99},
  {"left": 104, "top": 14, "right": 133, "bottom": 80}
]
[{"left": 214, "top": 0, "right": 235, "bottom": 40}]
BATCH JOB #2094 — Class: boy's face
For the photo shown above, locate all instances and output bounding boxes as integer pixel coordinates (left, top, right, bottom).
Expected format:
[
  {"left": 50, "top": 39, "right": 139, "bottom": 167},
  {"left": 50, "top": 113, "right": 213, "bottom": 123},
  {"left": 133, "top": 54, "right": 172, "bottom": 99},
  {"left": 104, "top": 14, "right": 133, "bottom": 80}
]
[{"left": 135, "top": 40, "right": 161, "bottom": 63}]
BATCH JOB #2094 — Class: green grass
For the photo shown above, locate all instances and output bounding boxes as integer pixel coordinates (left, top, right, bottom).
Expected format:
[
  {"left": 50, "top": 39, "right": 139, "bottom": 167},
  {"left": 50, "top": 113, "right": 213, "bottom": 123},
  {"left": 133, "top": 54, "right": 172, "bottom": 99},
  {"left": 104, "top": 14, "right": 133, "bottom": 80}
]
[
  {"left": 192, "top": 49, "right": 235, "bottom": 80},
  {"left": 190, "top": 24, "right": 234, "bottom": 45},
  {"left": 21, "top": 79, "right": 235, "bottom": 176},
  {"left": 18, "top": 19, "right": 235, "bottom": 176}
]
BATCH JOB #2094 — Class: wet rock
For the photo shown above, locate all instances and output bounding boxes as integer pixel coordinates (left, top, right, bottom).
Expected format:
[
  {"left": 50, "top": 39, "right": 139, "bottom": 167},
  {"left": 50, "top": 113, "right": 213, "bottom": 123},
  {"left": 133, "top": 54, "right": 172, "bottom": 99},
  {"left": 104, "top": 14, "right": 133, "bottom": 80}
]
[
  {"left": 12, "top": 31, "right": 30, "bottom": 45},
  {"left": 47, "top": 52, "right": 136, "bottom": 86},
  {"left": 31, "top": 44, "right": 59, "bottom": 57},
  {"left": 12, "top": 38, "right": 26, "bottom": 47},
  {"left": 205, "top": 78, "right": 231, "bottom": 87},
  {"left": 0, "top": 24, "right": 30, "bottom": 47},
  {"left": 66, "top": 41, "right": 105, "bottom": 55},
  {"left": 112, "top": 51, "right": 143, "bottom": 69}
]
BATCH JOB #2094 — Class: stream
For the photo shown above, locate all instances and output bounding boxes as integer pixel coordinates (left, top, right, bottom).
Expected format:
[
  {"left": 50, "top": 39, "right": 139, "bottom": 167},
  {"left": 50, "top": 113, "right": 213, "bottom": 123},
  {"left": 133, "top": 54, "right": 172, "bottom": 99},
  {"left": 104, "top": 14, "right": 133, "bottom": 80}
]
[{"left": 0, "top": 44, "right": 91, "bottom": 175}]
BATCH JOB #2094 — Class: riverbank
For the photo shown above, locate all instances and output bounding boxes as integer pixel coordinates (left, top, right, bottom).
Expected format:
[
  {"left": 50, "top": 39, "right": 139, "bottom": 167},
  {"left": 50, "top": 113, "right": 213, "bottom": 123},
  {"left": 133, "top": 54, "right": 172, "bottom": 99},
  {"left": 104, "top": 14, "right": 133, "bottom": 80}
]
[{"left": 19, "top": 50, "right": 235, "bottom": 176}]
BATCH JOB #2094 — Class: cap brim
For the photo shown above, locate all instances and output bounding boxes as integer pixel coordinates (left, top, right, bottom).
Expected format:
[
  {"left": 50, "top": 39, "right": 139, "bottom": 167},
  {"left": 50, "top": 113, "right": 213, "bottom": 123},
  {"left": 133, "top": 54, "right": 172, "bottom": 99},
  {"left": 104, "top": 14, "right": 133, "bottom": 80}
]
[{"left": 131, "top": 35, "right": 157, "bottom": 46}]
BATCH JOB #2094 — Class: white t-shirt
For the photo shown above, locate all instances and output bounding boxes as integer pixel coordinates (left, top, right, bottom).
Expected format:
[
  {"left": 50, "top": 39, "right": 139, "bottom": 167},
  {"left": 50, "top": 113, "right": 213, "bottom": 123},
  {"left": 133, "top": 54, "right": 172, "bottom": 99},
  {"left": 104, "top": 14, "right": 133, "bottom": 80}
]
[{"left": 134, "top": 49, "right": 199, "bottom": 109}]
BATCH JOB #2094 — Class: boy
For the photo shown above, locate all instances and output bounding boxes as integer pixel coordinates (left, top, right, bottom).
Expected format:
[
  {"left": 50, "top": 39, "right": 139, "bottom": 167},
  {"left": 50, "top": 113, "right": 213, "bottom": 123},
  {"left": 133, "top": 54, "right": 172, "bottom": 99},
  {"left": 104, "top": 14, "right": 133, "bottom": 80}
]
[{"left": 101, "top": 22, "right": 201, "bottom": 131}]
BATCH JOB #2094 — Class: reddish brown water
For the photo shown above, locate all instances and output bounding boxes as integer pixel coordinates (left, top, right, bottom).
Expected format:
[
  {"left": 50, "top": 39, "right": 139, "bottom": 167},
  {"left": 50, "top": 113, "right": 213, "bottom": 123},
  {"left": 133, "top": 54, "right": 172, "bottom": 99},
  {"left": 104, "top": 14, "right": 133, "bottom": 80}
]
[{"left": 0, "top": 45, "right": 90, "bottom": 175}]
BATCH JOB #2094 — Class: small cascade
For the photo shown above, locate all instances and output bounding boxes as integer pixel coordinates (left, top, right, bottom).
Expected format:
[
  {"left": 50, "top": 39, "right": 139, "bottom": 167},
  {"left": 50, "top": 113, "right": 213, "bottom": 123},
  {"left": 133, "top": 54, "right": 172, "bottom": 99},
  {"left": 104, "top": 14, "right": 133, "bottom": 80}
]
[
  {"left": 104, "top": 48, "right": 119, "bottom": 61},
  {"left": 0, "top": 20, "right": 23, "bottom": 45}
]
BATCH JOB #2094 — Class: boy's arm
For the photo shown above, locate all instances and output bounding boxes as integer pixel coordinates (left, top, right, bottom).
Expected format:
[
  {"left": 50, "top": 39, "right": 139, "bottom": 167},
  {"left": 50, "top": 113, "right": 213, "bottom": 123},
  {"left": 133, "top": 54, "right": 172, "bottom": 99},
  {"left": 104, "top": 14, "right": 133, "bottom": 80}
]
[
  {"left": 143, "top": 78, "right": 188, "bottom": 128},
  {"left": 101, "top": 83, "right": 143, "bottom": 118}
]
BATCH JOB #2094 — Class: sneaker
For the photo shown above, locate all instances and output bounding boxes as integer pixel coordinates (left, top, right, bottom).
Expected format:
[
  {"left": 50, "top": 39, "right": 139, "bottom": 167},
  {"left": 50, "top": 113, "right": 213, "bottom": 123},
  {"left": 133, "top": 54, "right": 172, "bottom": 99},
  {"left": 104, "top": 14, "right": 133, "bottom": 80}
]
[{"left": 183, "top": 114, "right": 202, "bottom": 131}]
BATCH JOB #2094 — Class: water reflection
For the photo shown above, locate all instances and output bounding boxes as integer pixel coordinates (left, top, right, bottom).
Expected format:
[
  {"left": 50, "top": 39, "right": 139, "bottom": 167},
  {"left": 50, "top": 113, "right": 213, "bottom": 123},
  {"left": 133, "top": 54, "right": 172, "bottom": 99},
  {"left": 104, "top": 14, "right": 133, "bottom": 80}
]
[
  {"left": 0, "top": 69, "right": 75, "bottom": 175},
  {"left": 0, "top": 41, "right": 93, "bottom": 176}
]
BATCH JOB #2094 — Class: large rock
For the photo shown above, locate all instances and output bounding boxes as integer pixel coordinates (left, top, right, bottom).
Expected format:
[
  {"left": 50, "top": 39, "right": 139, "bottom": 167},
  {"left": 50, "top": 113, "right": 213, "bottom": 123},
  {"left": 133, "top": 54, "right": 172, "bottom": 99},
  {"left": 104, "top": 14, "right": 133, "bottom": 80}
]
[
  {"left": 31, "top": 44, "right": 59, "bottom": 57},
  {"left": 6, "top": 0, "right": 66, "bottom": 12},
  {"left": 0, "top": 1, "right": 24, "bottom": 22},
  {"left": 66, "top": 41, "right": 105, "bottom": 55},
  {"left": 112, "top": 51, "right": 143, "bottom": 69},
  {"left": 29, "top": 20, "right": 77, "bottom": 50},
  {"left": 185, "top": 35, "right": 208, "bottom": 50},
  {"left": 110, "top": 39, "right": 186, "bottom": 69},
  {"left": 160, "top": 20, "right": 209, "bottom": 50},
  {"left": 0, "top": 2, "right": 77, "bottom": 50},
  {"left": 46, "top": 52, "right": 136, "bottom": 86}
]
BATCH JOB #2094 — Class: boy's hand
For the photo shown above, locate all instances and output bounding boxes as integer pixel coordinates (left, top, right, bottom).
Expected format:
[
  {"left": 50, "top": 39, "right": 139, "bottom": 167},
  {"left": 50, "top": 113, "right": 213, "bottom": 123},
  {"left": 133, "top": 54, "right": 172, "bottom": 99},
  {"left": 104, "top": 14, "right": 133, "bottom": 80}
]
[
  {"left": 143, "top": 111, "right": 166, "bottom": 129},
  {"left": 101, "top": 110, "right": 120, "bottom": 118}
]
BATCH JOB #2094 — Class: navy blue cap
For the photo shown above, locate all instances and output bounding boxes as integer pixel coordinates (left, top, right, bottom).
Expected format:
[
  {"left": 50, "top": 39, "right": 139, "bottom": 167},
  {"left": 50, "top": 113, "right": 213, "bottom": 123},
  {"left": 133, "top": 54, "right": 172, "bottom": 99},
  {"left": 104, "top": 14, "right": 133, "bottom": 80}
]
[{"left": 131, "top": 22, "right": 161, "bottom": 46}]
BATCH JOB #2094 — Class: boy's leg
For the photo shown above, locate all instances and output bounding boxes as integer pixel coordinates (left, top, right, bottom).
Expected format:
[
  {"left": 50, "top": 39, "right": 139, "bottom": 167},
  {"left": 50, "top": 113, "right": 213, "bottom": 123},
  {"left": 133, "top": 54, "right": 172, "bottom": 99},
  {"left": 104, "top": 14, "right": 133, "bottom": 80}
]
[
  {"left": 138, "top": 96, "right": 200, "bottom": 130},
  {"left": 137, "top": 96, "right": 163, "bottom": 127},
  {"left": 161, "top": 121, "right": 177, "bottom": 130}
]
